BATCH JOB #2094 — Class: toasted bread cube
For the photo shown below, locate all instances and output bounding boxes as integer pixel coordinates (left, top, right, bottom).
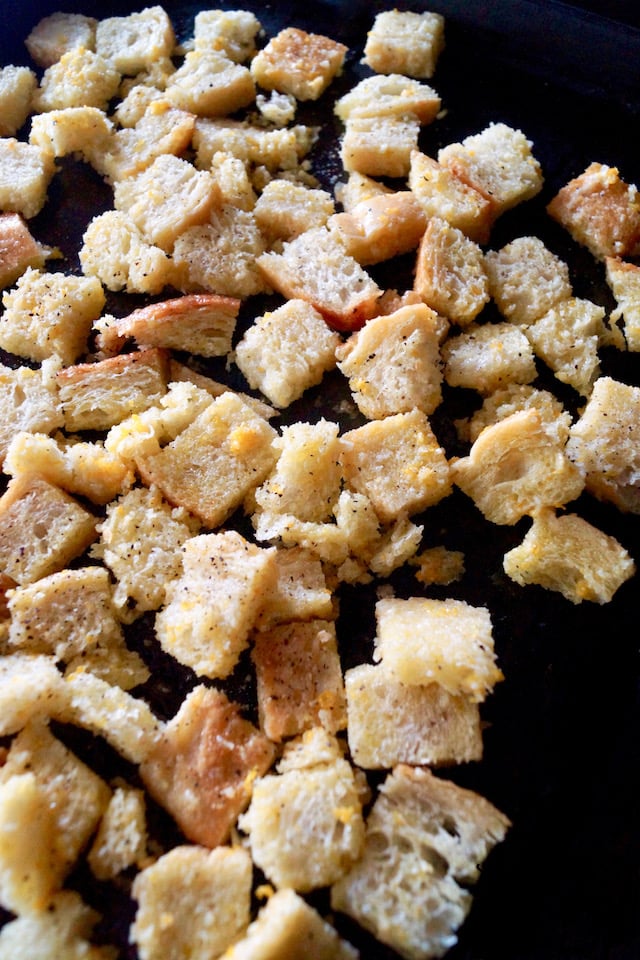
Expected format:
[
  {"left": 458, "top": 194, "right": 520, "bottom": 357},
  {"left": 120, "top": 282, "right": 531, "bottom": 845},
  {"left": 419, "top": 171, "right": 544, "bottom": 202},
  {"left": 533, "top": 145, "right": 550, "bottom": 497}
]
[
  {"left": 451, "top": 408, "right": 585, "bottom": 525},
  {"left": 0, "top": 139, "right": 54, "bottom": 220},
  {"left": 140, "top": 685, "right": 275, "bottom": 847},
  {"left": 526, "top": 296, "right": 606, "bottom": 396},
  {"left": 193, "top": 9, "right": 261, "bottom": 61},
  {"left": 485, "top": 236, "right": 572, "bottom": 326},
  {"left": 87, "top": 786, "right": 147, "bottom": 880},
  {"left": 114, "top": 154, "right": 220, "bottom": 253},
  {"left": 0, "top": 653, "right": 65, "bottom": 737},
  {"left": 34, "top": 47, "right": 120, "bottom": 112},
  {"left": 252, "top": 508, "right": 352, "bottom": 569},
  {"left": 438, "top": 122, "right": 543, "bottom": 221},
  {"left": 166, "top": 50, "right": 255, "bottom": 116},
  {"left": 223, "top": 887, "right": 358, "bottom": 960},
  {"left": 0, "top": 474, "right": 97, "bottom": 585},
  {"left": 336, "top": 303, "right": 442, "bottom": 418},
  {"left": 0, "top": 66, "right": 37, "bottom": 137},
  {"left": 155, "top": 530, "right": 277, "bottom": 679},
  {"left": 253, "top": 620, "right": 346, "bottom": 741},
  {"left": 92, "top": 103, "right": 196, "bottom": 183},
  {"left": 329, "top": 191, "right": 427, "bottom": 266},
  {"left": 0, "top": 267, "right": 105, "bottom": 364},
  {"left": 415, "top": 217, "right": 489, "bottom": 325},
  {"left": 239, "top": 731, "right": 365, "bottom": 890},
  {"left": 0, "top": 772, "right": 59, "bottom": 913},
  {"left": 605, "top": 256, "right": 640, "bottom": 350},
  {"left": 345, "top": 663, "right": 482, "bottom": 769},
  {"left": 0, "top": 890, "right": 112, "bottom": 959},
  {"left": 335, "top": 171, "right": 393, "bottom": 213},
  {"left": 0, "top": 359, "right": 62, "bottom": 464},
  {"left": 235, "top": 299, "right": 340, "bottom": 408},
  {"left": 373, "top": 597, "right": 502, "bottom": 702},
  {"left": 331, "top": 765, "right": 510, "bottom": 959},
  {"left": 257, "top": 227, "right": 381, "bottom": 332},
  {"left": 504, "top": 507, "right": 635, "bottom": 603},
  {"left": 254, "top": 547, "right": 334, "bottom": 631},
  {"left": 566, "top": 376, "right": 640, "bottom": 512},
  {"left": 131, "top": 845, "right": 252, "bottom": 960},
  {"left": 460, "top": 383, "right": 572, "bottom": 446},
  {"left": 0, "top": 212, "right": 51, "bottom": 290},
  {"left": 136, "top": 391, "right": 278, "bottom": 528},
  {"left": 25, "top": 12, "right": 97, "bottom": 68},
  {"left": 363, "top": 9, "right": 445, "bottom": 79},
  {"left": 119, "top": 292, "right": 240, "bottom": 357},
  {"left": 442, "top": 321, "right": 537, "bottom": 395},
  {"left": 254, "top": 179, "right": 335, "bottom": 244},
  {"left": 341, "top": 115, "right": 421, "bottom": 179},
  {"left": 547, "top": 162, "right": 640, "bottom": 260},
  {"left": 64, "top": 636, "right": 149, "bottom": 692},
  {"left": 29, "top": 105, "right": 112, "bottom": 160},
  {"left": 250, "top": 27, "right": 347, "bottom": 101},
  {"left": 408, "top": 150, "right": 492, "bottom": 244},
  {"left": 95, "top": 5, "right": 176, "bottom": 75},
  {"left": 193, "top": 117, "right": 313, "bottom": 172},
  {"left": 340, "top": 410, "right": 452, "bottom": 523},
  {"left": 335, "top": 73, "right": 441, "bottom": 123},
  {"left": 210, "top": 151, "right": 256, "bottom": 210}
]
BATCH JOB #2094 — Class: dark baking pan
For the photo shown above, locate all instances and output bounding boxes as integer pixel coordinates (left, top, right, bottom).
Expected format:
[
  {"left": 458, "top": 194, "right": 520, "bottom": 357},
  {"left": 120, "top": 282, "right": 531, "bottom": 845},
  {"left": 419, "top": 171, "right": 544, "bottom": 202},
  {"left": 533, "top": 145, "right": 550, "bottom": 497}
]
[{"left": 1, "top": 2, "right": 640, "bottom": 959}]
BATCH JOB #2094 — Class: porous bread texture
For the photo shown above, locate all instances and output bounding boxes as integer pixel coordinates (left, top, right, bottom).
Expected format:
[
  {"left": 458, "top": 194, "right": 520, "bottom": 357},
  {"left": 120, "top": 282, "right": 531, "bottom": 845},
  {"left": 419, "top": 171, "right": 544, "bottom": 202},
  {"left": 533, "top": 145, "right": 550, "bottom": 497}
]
[
  {"left": 0, "top": 212, "right": 51, "bottom": 289},
  {"left": 0, "top": 139, "right": 54, "bottom": 220},
  {"left": 0, "top": 654, "right": 65, "bottom": 737},
  {"left": 250, "top": 27, "right": 347, "bottom": 101},
  {"left": 87, "top": 785, "right": 147, "bottom": 880},
  {"left": 408, "top": 151, "right": 492, "bottom": 244},
  {"left": 341, "top": 114, "right": 421, "bottom": 179},
  {"left": 192, "top": 9, "right": 261, "bottom": 62},
  {"left": 458, "top": 383, "right": 572, "bottom": 446},
  {"left": 253, "top": 546, "right": 334, "bottom": 631},
  {"left": 165, "top": 49, "right": 255, "bottom": 117},
  {"left": 0, "top": 359, "right": 63, "bottom": 465},
  {"left": 33, "top": 47, "right": 120, "bottom": 112},
  {"left": 0, "top": 890, "right": 113, "bottom": 960},
  {"left": 414, "top": 217, "right": 489, "bottom": 325},
  {"left": 0, "top": 66, "right": 37, "bottom": 137},
  {"left": 329, "top": 191, "right": 427, "bottom": 266},
  {"left": 95, "top": 5, "right": 176, "bottom": 75},
  {"left": 485, "top": 236, "right": 572, "bottom": 326},
  {"left": 362, "top": 9, "right": 445, "bottom": 79},
  {"left": 605, "top": 256, "right": 640, "bottom": 350},
  {"left": 253, "top": 179, "right": 335, "bottom": 244},
  {"left": 525, "top": 296, "right": 607, "bottom": 397},
  {"left": 25, "top": 12, "right": 98, "bottom": 68},
  {"left": 192, "top": 117, "right": 314, "bottom": 172},
  {"left": 111, "top": 293, "right": 240, "bottom": 358},
  {"left": 441, "top": 321, "right": 537, "bottom": 395},
  {"left": 335, "top": 73, "right": 441, "bottom": 123},
  {"left": 29, "top": 105, "right": 113, "bottom": 161}
]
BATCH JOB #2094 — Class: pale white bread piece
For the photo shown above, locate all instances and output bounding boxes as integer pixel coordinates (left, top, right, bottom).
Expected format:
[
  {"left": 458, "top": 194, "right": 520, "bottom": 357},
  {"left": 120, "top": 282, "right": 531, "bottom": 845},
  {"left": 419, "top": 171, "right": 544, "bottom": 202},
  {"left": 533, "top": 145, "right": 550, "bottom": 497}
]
[
  {"left": 33, "top": 47, "right": 121, "bottom": 112},
  {"left": 441, "top": 321, "right": 537, "bottom": 395},
  {"left": 253, "top": 546, "right": 334, "bottom": 631},
  {"left": 373, "top": 596, "right": 502, "bottom": 703},
  {"left": 210, "top": 151, "right": 257, "bottom": 210},
  {"left": 547, "top": 162, "right": 640, "bottom": 260},
  {"left": 257, "top": 226, "right": 381, "bottom": 331},
  {"left": 363, "top": 9, "right": 445, "bottom": 79},
  {"left": 335, "top": 73, "right": 441, "bottom": 123},
  {"left": 87, "top": 785, "right": 147, "bottom": 881},
  {"left": 408, "top": 150, "right": 492, "bottom": 244},
  {"left": 336, "top": 303, "right": 443, "bottom": 418},
  {"left": 250, "top": 27, "right": 347, "bottom": 101},
  {"left": 451, "top": 408, "right": 585, "bottom": 525},
  {"left": 0, "top": 358, "right": 62, "bottom": 464},
  {"left": 255, "top": 89, "right": 297, "bottom": 125},
  {"left": 0, "top": 473, "right": 97, "bottom": 585},
  {"left": 252, "top": 619, "right": 346, "bottom": 741},
  {"left": 235, "top": 299, "right": 340, "bottom": 408},
  {"left": 140, "top": 684, "right": 275, "bottom": 848},
  {"left": 503, "top": 507, "right": 635, "bottom": 604},
  {"left": 0, "top": 66, "right": 37, "bottom": 137},
  {"left": 0, "top": 212, "right": 51, "bottom": 289},
  {"left": 111, "top": 293, "right": 240, "bottom": 358},
  {"left": 525, "top": 296, "right": 607, "bottom": 397},
  {"left": 29, "top": 105, "right": 112, "bottom": 160},
  {"left": 221, "top": 888, "right": 359, "bottom": 960},
  {"left": 459, "top": 383, "right": 572, "bottom": 446},
  {"left": 331, "top": 765, "right": 510, "bottom": 960},
  {"left": 193, "top": 9, "right": 261, "bottom": 61},
  {"left": 339, "top": 410, "right": 452, "bottom": 523},
  {"left": 566, "top": 376, "right": 640, "bottom": 513},
  {"left": 63, "top": 635, "right": 149, "bottom": 693},
  {"left": 341, "top": 114, "right": 421, "bottom": 179},
  {"left": 131, "top": 845, "right": 252, "bottom": 960},
  {"left": 25, "top": 12, "right": 97, "bottom": 68},
  {"left": 253, "top": 179, "right": 335, "bottom": 245},
  {"left": 0, "top": 138, "right": 54, "bottom": 220},
  {"left": 344, "top": 663, "right": 482, "bottom": 768},
  {"left": 328, "top": 191, "right": 427, "bottom": 266},
  {"left": 95, "top": 5, "right": 176, "bottom": 75},
  {"left": 193, "top": 117, "right": 314, "bottom": 172},
  {"left": 485, "top": 236, "right": 572, "bottom": 326},
  {"left": 335, "top": 171, "right": 393, "bottom": 213},
  {"left": 0, "top": 889, "right": 113, "bottom": 960},
  {"left": 154, "top": 530, "right": 277, "bottom": 679},
  {"left": 414, "top": 217, "right": 489, "bottom": 325},
  {"left": 605, "top": 256, "right": 640, "bottom": 350},
  {"left": 113, "top": 81, "right": 172, "bottom": 127},
  {"left": 166, "top": 50, "right": 255, "bottom": 116},
  {"left": 0, "top": 653, "right": 65, "bottom": 737}
]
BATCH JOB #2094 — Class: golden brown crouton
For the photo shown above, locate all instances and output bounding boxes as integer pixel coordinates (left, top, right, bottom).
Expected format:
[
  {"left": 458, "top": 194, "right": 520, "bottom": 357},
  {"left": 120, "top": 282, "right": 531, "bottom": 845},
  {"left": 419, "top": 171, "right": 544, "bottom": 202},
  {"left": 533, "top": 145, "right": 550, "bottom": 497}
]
[
  {"left": 442, "top": 321, "right": 537, "bottom": 395},
  {"left": 485, "top": 236, "right": 572, "bottom": 326},
  {"left": 408, "top": 150, "right": 493, "bottom": 244},
  {"left": 334, "top": 74, "right": 441, "bottom": 123},
  {"left": 0, "top": 65, "right": 37, "bottom": 137},
  {"left": 340, "top": 115, "right": 421, "bottom": 179},
  {"left": 113, "top": 293, "right": 240, "bottom": 358},
  {"left": 362, "top": 9, "right": 445, "bottom": 79},
  {"left": 250, "top": 27, "right": 347, "bottom": 101},
  {"left": 329, "top": 191, "right": 427, "bottom": 266}
]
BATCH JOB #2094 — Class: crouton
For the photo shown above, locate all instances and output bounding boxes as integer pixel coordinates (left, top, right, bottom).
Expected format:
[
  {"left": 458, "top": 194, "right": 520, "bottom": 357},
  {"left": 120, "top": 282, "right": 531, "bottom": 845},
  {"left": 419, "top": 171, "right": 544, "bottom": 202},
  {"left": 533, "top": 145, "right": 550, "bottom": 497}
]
[
  {"left": 0, "top": 139, "right": 54, "bottom": 219},
  {"left": 193, "top": 9, "right": 261, "bottom": 62},
  {"left": 0, "top": 890, "right": 113, "bottom": 960},
  {"left": 0, "top": 653, "right": 65, "bottom": 737},
  {"left": 414, "top": 217, "right": 489, "bottom": 325},
  {"left": 95, "top": 5, "right": 176, "bottom": 75},
  {"left": 253, "top": 546, "right": 334, "bottom": 631},
  {"left": 0, "top": 212, "right": 50, "bottom": 289},
  {"left": 0, "top": 65, "right": 37, "bottom": 137},
  {"left": 341, "top": 115, "right": 421, "bottom": 179},
  {"left": 329, "top": 191, "right": 427, "bottom": 265},
  {"left": 0, "top": 359, "right": 63, "bottom": 464},
  {"left": 526, "top": 296, "right": 607, "bottom": 396},
  {"left": 33, "top": 47, "right": 120, "bottom": 112},
  {"left": 605, "top": 256, "right": 640, "bottom": 350},
  {"left": 28, "top": 105, "right": 112, "bottom": 160},
  {"left": 459, "top": 383, "right": 572, "bottom": 446},
  {"left": 193, "top": 117, "right": 313, "bottom": 172},
  {"left": 250, "top": 27, "right": 347, "bottom": 101},
  {"left": 442, "top": 321, "right": 537, "bottom": 395},
  {"left": 408, "top": 150, "right": 493, "bottom": 244},
  {"left": 253, "top": 179, "right": 335, "bottom": 245},
  {"left": 25, "top": 12, "right": 97, "bottom": 68},
  {"left": 485, "top": 236, "right": 572, "bottom": 326},
  {"left": 0, "top": 772, "right": 59, "bottom": 913},
  {"left": 363, "top": 9, "right": 445, "bottom": 79},
  {"left": 166, "top": 50, "right": 255, "bottom": 116},
  {"left": 87, "top": 786, "right": 147, "bottom": 880},
  {"left": 334, "top": 74, "right": 441, "bottom": 123}
]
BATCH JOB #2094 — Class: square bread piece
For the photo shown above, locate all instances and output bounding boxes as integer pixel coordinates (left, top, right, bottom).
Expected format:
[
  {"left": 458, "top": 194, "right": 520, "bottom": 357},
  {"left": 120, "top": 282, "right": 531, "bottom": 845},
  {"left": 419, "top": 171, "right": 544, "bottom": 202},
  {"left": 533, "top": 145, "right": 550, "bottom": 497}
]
[
  {"left": 414, "top": 217, "right": 489, "bottom": 325},
  {"left": 253, "top": 546, "right": 334, "bottom": 631},
  {"left": 25, "top": 12, "right": 97, "bottom": 68},
  {"left": 0, "top": 212, "right": 50, "bottom": 289},
  {"left": 408, "top": 151, "right": 493, "bottom": 244},
  {"left": 95, "top": 5, "right": 176, "bottom": 74},
  {"left": 442, "top": 321, "right": 537, "bottom": 395},
  {"left": 485, "top": 236, "right": 572, "bottom": 326},
  {"left": 193, "top": 9, "right": 261, "bottom": 61},
  {"left": 340, "top": 115, "right": 421, "bottom": 179},
  {"left": 0, "top": 139, "right": 54, "bottom": 220},
  {"left": 0, "top": 359, "right": 63, "bottom": 465},
  {"left": 363, "top": 9, "right": 445, "bottom": 79},
  {"left": 87, "top": 785, "right": 147, "bottom": 881},
  {"left": 328, "top": 191, "right": 427, "bottom": 266},
  {"left": 335, "top": 73, "right": 441, "bottom": 123},
  {"left": 525, "top": 296, "right": 607, "bottom": 397},
  {"left": 250, "top": 27, "right": 347, "bottom": 101},
  {"left": 0, "top": 890, "right": 112, "bottom": 960},
  {"left": 33, "top": 47, "right": 120, "bottom": 112},
  {"left": 140, "top": 685, "right": 275, "bottom": 848},
  {"left": 0, "top": 653, "right": 65, "bottom": 737},
  {"left": 166, "top": 50, "right": 255, "bottom": 117},
  {"left": 0, "top": 66, "right": 37, "bottom": 138},
  {"left": 253, "top": 180, "right": 335, "bottom": 245}
]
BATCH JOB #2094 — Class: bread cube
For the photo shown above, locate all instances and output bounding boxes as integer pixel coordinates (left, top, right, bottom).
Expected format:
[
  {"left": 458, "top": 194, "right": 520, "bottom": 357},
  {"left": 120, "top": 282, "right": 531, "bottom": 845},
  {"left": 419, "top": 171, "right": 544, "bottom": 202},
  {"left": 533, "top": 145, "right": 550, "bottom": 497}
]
[
  {"left": 0, "top": 359, "right": 62, "bottom": 464},
  {"left": 250, "top": 27, "right": 347, "bottom": 101},
  {"left": 88, "top": 786, "right": 147, "bottom": 880},
  {"left": 345, "top": 663, "right": 482, "bottom": 768},
  {"left": 340, "top": 410, "right": 452, "bottom": 523},
  {"left": 0, "top": 474, "right": 97, "bottom": 585},
  {"left": 210, "top": 151, "right": 256, "bottom": 210},
  {"left": 166, "top": 50, "right": 255, "bottom": 116},
  {"left": 363, "top": 514, "right": 425, "bottom": 579},
  {"left": 92, "top": 103, "right": 196, "bottom": 183},
  {"left": 460, "top": 383, "right": 572, "bottom": 446},
  {"left": 331, "top": 765, "right": 510, "bottom": 960},
  {"left": 131, "top": 845, "right": 252, "bottom": 960},
  {"left": 605, "top": 256, "right": 640, "bottom": 350},
  {"left": 235, "top": 299, "right": 340, "bottom": 408},
  {"left": 64, "top": 634, "right": 149, "bottom": 692},
  {"left": 408, "top": 150, "right": 492, "bottom": 244},
  {"left": 341, "top": 115, "right": 421, "bottom": 179},
  {"left": 442, "top": 321, "right": 537, "bottom": 395},
  {"left": 451, "top": 408, "right": 585, "bottom": 525},
  {"left": 253, "top": 619, "right": 347, "bottom": 741},
  {"left": 485, "top": 236, "right": 572, "bottom": 325},
  {"left": 415, "top": 217, "right": 489, "bottom": 325},
  {"left": 0, "top": 139, "right": 54, "bottom": 219},
  {"left": 329, "top": 191, "right": 427, "bottom": 265},
  {"left": 25, "top": 12, "right": 97, "bottom": 68},
  {"left": 0, "top": 653, "right": 65, "bottom": 737},
  {"left": 336, "top": 170, "right": 393, "bottom": 212},
  {"left": 336, "top": 303, "right": 443, "bottom": 418},
  {"left": 363, "top": 9, "right": 445, "bottom": 79},
  {"left": 29, "top": 105, "right": 112, "bottom": 160},
  {"left": 193, "top": 9, "right": 261, "bottom": 61},
  {"left": 121, "top": 291, "right": 240, "bottom": 357},
  {"left": 34, "top": 47, "right": 120, "bottom": 112},
  {"left": 254, "top": 546, "right": 334, "bottom": 631},
  {"left": 155, "top": 530, "right": 277, "bottom": 679},
  {"left": 167, "top": 360, "right": 276, "bottom": 420},
  {"left": 0, "top": 65, "right": 37, "bottom": 137},
  {"left": 95, "top": 5, "right": 176, "bottom": 75},
  {"left": 193, "top": 117, "right": 313, "bottom": 171},
  {"left": 140, "top": 685, "right": 275, "bottom": 847},
  {"left": 547, "top": 162, "right": 640, "bottom": 260},
  {"left": 526, "top": 296, "right": 606, "bottom": 396},
  {"left": 0, "top": 890, "right": 112, "bottom": 960},
  {"left": 0, "top": 212, "right": 51, "bottom": 289},
  {"left": 135, "top": 391, "right": 278, "bottom": 528},
  {"left": 254, "top": 179, "right": 335, "bottom": 244},
  {"left": 0, "top": 772, "right": 59, "bottom": 913},
  {"left": 335, "top": 73, "right": 441, "bottom": 123},
  {"left": 503, "top": 507, "right": 635, "bottom": 603}
]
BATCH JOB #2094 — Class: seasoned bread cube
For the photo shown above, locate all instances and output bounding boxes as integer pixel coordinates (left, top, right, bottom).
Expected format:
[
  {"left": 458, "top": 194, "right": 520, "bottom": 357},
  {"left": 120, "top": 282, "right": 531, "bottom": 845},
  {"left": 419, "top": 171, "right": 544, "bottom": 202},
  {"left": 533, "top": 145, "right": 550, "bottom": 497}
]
[
  {"left": 131, "top": 845, "right": 252, "bottom": 960},
  {"left": 25, "top": 12, "right": 97, "bottom": 68},
  {"left": 193, "top": 9, "right": 261, "bottom": 61},
  {"left": 526, "top": 296, "right": 606, "bottom": 396},
  {"left": 235, "top": 299, "right": 340, "bottom": 408},
  {"left": 547, "top": 162, "right": 640, "bottom": 260},
  {"left": 0, "top": 267, "right": 105, "bottom": 365},
  {"left": 254, "top": 546, "right": 334, "bottom": 631},
  {"left": 408, "top": 151, "right": 492, "bottom": 244},
  {"left": 250, "top": 27, "right": 347, "bottom": 101},
  {"left": 335, "top": 74, "right": 441, "bottom": 123},
  {"left": 485, "top": 236, "right": 572, "bottom": 325},
  {"left": 56, "top": 348, "right": 169, "bottom": 432},
  {"left": 0, "top": 474, "right": 97, "bottom": 585},
  {"left": 459, "top": 383, "right": 572, "bottom": 446},
  {"left": 95, "top": 5, "right": 176, "bottom": 75},
  {"left": 0, "top": 65, "right": 37, "bottom": 137},
  {"left": 210, "top": 151, "right": 257, "bottom": 211},
  {"left": 114, "top": 293, "right": 240, "bottom": 358},
  {"left": 140, "top": 685, "right": 275, "bottom": 847},
  {"left": 341, "top": 115, "right": 421, "bottom": 179},
  {"left": 0, "top": 772, "right": 59, "bottom": 913},
  {"left": 166, "top": 50, "right": 255, "bottom": 116},
  {"left": 340, "top": 410, "right": 452, "bottom": 523},
  {"left": 336, "top": 303, "right": 443, "bottom": 418},
  {"left": 0, "top": 653, "right": 65, "bottom": 737},
  {"left": 193, "top": 117, "right": 313, "bottom": 172},
  {"left": 0, "top": 890, "right": 113, "bottom": 960},
  {"left": 504, "top": 507, "right": 635, "bottom": 603},
  {"left": 29, "top": 105, "right": 112, "bottom": 160},
  {"left": 253, "top": 179, "right": 335, "bottom": 244},
  {"left": 135, "top": 391, "right": 278, "bottom": 528},
  {"left": 331, "top": 765, "right": 510, "bottom": 960},
  {"left": 0, "top": 138, "right": 54, "bottom": 219},
  {"left": 329, "top": 191, "right": 427, "bottom": 266},
  {"left": 0, "top": 359, "right": 63, "bottom": 464},
  {"left": 373, "top": 597, "right": 502, "bottom": 702},
  {"left": 414, "top": 217, "right": 489, "bottom": 325},
  {"left": 87, "top": 785, "right": 147, "bottom": 880},
  {"left": 451, "top": 408, "right": 585, "bottom": 525},
  {"left": 605, "top": 256, "right": 640, "bottom": 350},
  {"left": 253, "top": 619, "right": 347, "bottom": 741},
  {"left": 257, "top": 226, "right": 381, "bottom": 331},
  {"left": 363, "top": 9, "right": 445, "bottom": 79},
  {"left": 335, "top": 171, "right": 393, "bottom": 213},
  {"left": 155, "top": 530, "right": 277, "bottom": 679},
  {"left": 0, "top": 212, "right": 51, "bottom": 289},
  {"left": 442, "top": 321, "right": 537, "bottom": 395},
  {"left": 344, "top": 663, "right": 482, "bottom": 769},
  {"left": 34, "top": 47, "right": 120, "bottom": 112}
]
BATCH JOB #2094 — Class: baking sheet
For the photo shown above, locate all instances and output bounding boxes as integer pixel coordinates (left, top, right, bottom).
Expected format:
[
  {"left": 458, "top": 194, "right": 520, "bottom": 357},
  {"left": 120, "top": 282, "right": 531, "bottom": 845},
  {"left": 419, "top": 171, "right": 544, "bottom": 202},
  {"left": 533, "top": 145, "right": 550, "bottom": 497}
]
[{"left": 2, "top": 1, "right": 640, "bottom": 958}]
